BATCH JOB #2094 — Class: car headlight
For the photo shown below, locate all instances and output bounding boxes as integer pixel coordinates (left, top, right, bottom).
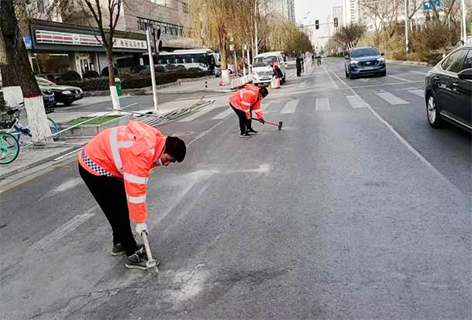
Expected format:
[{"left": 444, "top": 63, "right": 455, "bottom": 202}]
[
  {"left": 377, "top": 57, "right": 385, "bottom": 63},
  {"left": 77, "top": 88, "right": 83, "bottom": 94},
  {"left": 62, "top": 90, "right": 72, "bottom": 94},
  {"left": 350, "top": 61, "right": 358, "bottom": 66}
]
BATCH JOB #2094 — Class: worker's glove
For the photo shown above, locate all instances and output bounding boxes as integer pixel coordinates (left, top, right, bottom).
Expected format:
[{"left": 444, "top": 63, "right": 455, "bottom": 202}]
[
  {"left": 135, "top": 222, "right": 148, "bottom": 235},
  {"left": 259, "top": 118, "right": 265, "bottom": 124}
]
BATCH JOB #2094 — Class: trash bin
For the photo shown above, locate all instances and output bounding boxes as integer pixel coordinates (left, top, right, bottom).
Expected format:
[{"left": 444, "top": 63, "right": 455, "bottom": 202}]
[{"left": 115, "top": 78, "right": 122, "bottom": 96}]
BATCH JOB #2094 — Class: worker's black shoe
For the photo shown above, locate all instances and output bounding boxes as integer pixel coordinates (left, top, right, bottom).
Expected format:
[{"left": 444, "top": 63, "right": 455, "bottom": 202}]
[
  {"left": 239, "top": 132, "right": 252, "bottom": 138},
  {"left": 125, "top": 248, "right": 148, "bottom": 270},
  {"left": 111, "top": 243, "right": 126, "bottom": 256},
  {"left": 247, "top": 128, "right": 258, "bottom": 134}
]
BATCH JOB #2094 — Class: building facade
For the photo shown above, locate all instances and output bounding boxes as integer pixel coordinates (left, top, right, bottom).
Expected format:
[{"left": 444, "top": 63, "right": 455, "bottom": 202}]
[
  {"left": 273, "top": 0, "right": 296, "bottom": 23},
  {"left": 26, "top": 0, "right": 198, "bottom": 77}
]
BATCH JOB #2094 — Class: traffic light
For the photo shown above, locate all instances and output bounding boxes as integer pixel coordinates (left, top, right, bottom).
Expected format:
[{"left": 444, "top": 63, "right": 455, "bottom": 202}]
[
  {"left": 315, "top": 20, "right": 319, "bottom": 30},
  {"left": 334, "top": 18, "right": 338, "bottom": 28}
]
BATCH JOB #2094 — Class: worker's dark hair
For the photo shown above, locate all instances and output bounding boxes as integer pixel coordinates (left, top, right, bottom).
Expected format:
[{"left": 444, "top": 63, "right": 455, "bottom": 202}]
[
  {"left": 259, "top": 87, "right": 269, "bottom": 98},
  {"left": 165, "top": 136, "right": 186, "bottom": 162}
]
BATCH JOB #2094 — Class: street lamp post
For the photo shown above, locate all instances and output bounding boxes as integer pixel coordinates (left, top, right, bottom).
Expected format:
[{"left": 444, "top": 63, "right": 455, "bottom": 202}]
[
  {"left": 462, "top": 0, "right": 467, "bottom": 43},
  {"left": 405, "top": 0, "right": 409, "bottom": 53}
]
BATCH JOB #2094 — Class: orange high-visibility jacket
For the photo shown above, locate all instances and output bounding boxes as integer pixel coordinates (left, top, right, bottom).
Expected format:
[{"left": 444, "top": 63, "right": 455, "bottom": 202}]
[
  {"left": 78, "top": 120, "right": 167, "bottom": 223},
  {"left": 229, "top": 83, "right": 264, "bottom": 119}
]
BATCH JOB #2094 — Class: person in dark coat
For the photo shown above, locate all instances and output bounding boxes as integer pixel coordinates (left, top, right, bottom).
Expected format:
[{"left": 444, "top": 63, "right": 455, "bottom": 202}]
[{"left": 296, "top": 57, "right": 302, "bottom": 77}]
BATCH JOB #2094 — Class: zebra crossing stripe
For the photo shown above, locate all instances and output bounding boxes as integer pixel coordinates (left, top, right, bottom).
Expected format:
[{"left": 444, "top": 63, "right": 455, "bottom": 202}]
[
  {"left": 179, "top": 106, "right": 219, "bottom": 122},
  {"left": 212, "top": 108, "right": 234, "bottom": 120},
  {"left": 375, "top": 91, "right": 409, "bottom": 105},
  {"left": 408, "top": 89, "right": 424, "bottom": 98},
  {"left": 280, "top": 100, "right": 298, "bottom": 114},
  {"left": 388, "top": 75, "right": 412, "bottom": 82},
  {"left": 346, "top": 95, "right": 369, "bottom": 109},
  {"left": 315, "top": 98, "right": 330, "bottom": 111}
]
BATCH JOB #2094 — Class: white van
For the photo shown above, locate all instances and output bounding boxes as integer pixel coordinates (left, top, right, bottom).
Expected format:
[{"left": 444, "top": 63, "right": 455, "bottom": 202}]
[{"left": 252, "top": 51, "right": 287, "bottom": 86}]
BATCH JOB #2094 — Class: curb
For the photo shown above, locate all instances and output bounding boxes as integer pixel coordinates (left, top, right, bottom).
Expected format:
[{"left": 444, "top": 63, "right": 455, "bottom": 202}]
[{"left": 0, "top": 145, "right": 83, "bottom": 181}]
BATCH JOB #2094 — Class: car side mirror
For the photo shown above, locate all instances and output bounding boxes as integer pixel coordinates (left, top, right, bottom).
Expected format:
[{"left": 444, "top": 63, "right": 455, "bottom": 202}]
[
  {"left": 458, "top": 68, "right": 472, "bottom": 80},
  {"left": 381, "top": 52, "right": 385, "bottom": 56}
]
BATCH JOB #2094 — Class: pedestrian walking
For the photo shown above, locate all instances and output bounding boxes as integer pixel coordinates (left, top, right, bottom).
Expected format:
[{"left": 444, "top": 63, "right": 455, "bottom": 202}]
[
  {"left": 78, "top": 120, "right": 186, "bottom": 270},
  {"left": 229, "top": 83, "right": 268, "bottom": 138},
  {"left": 296, "top": 56, "right": 302, "bottom": 77}
]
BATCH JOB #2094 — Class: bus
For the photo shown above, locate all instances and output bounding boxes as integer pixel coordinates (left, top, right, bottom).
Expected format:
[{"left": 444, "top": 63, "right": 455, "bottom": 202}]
[{"left": 156, "top": 49, "right": 220, "bottom": 75}]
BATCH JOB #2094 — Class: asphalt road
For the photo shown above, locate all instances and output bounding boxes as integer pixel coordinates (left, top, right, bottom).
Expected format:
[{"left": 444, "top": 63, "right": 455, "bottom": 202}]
[{"left": 0, "top": 58, "right": 470, "bottom": 320}]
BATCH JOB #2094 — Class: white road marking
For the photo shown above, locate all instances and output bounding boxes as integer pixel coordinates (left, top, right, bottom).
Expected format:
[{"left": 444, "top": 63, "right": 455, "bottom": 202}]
[
  {"left": 321, "top": 65, "right": 339, "bottom": 89},
  {"left": 300, "top": 81, "right": 308, "bottom": 88},
  {"left": 28, "top": 209, "right": 96, "bottom": 253},
  {"left": 410, "top": 70, "right": 427, "bottom": 76},
  {"left": 315, "top": 98, "right": 331, "bottom": 111},
  {"left": 178, "top": 106, "right": 219, "bottom": 122},
  {"left": 325, "top": 63, "right": 465, "bottom": 199},
  {"left": 359, "top": 78, "right": 370, "bottom": 82},
  {"left": 388, "top": 75, "right": 412, "bottom": 82},
  {"left": 375, "top": 91, "right": 409, "bottom": 105},
  {"left": 280, "top": 100, "right": 298, "bottom": 114},
  {"left": 346, "top": 95, "right": 369, "bottom": 109},
  {"left": 408, "top": 89, "right": 424, "bottom": 98},
  {"left": 212, "top": 107, "right": 233, "bottom": 120}
]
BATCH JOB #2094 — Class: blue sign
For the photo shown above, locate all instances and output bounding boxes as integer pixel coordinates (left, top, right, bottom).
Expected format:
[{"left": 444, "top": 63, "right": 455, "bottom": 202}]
[
  {"left": 23, "top": 35, "right": 33, "bottom": 49},
  {"left": 423, "top": 0, "right": 441, "bottom": 11}
]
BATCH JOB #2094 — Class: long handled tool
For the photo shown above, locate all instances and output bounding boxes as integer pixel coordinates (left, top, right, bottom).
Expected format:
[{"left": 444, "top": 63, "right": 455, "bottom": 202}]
[
  {"left": 141, "top": 232, "right": 159, "bottom": 274},
  {"left": 252, "top": 118, "right": 283, "bottom": 131}
]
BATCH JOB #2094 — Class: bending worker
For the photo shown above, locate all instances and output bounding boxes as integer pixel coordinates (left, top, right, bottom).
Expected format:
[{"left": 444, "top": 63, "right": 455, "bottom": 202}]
[
  {"left": 229, "top": 83, "right": 268, "bottom": 138},
  {"left": 78, "top": 120, "right": 186, "bottom": 270}
]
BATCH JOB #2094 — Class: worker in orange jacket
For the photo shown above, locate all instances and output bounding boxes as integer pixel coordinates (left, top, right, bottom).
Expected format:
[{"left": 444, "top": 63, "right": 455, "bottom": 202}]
[
  {"left": 229, "top": 83, "right": 269, "bottom": 138},
  {"left": 78, "top": 120, "right": 186, "bottom": 270}
]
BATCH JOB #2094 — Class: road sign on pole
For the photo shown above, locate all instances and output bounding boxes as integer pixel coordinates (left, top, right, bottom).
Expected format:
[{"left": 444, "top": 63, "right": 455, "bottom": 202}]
[{"left": 423, "top": 0, "right": 441, "bottom": 11}]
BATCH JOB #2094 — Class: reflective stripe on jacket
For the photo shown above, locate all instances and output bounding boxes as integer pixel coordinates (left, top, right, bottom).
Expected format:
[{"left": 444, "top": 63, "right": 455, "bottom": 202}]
[
  {"left": 229, "top": 84, "right": 264, "bottom": 119},
  {"left": 78, "top": 120, "right": 167, "bottom": 223}
]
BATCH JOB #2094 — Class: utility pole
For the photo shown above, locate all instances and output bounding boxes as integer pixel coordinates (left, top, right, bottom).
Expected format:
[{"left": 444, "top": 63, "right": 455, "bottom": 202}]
[
  {"left": 254, "top": 0, "right": 258, "bottom": 56},
  {"left": 405, "top": 0, "right": 409, "bottom": 52},
  {"left": 145, "top": 27, "right": 158, "bottom": 112},
  {"left": 461, "top": 0, "right": 467, "bottom": 43}
]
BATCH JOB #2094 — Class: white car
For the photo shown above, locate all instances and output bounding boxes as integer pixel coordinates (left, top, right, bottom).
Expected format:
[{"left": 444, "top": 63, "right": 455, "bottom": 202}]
[{"left": 252, "top": 52, "right": 287, "bottom": 86}]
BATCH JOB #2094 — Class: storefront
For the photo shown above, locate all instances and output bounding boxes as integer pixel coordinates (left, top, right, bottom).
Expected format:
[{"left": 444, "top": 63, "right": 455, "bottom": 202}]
[{"left": 29, "top": 20, "right": 148, "bottom": 78}]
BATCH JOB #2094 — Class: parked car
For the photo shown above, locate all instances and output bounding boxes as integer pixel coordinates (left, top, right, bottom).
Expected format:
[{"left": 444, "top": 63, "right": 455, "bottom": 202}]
[
  {"left": 425, "top": 45, "right": 472, "bottom": 132},
  {"left": 345, "top": 46, "right": 386, "bottom": 79},
  {"left": 0, "top": 81, "right": 55, "bottom": 113},
  {"left": 36, "top": 77, "right": 83, "bottom": 106},
  {"left": 252, "top": 51, "right": 287, "bottom": 86}
]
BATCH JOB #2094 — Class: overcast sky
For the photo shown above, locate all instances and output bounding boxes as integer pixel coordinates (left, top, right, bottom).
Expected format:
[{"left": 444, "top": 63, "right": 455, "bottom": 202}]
[{"left": 294, "top": 0, "right": 343, "bottom": 25}]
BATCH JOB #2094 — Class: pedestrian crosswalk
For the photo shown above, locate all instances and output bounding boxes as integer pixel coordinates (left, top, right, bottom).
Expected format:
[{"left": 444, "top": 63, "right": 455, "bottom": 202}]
[
  {"left": 315, "top": 98, "right": 331, "bottom": 111},
  {"left": 176, "top": 87, "right": 426, "bottom": 123}
]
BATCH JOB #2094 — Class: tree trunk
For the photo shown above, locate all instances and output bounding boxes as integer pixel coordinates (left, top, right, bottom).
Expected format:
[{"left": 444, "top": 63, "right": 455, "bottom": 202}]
[
  {"left": 107, "top": 47, "right": 120, "bottom": 110},
  {"left": 219, "top": 33, "right": 230, "bottom": 85},
  {"left": 0, "top": 1, "right": 52, "bottom": 143}
]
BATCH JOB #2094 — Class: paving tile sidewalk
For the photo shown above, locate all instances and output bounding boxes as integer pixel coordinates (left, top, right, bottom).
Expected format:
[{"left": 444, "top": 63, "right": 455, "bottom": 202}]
[{"left": 0, "top": 138, "right": 88, "bottom": 181}]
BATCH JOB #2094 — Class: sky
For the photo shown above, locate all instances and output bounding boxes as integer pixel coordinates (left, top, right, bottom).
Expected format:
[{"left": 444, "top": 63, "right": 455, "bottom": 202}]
[{"left": 294, "top": 0, "right": 343, "bottom": 36}]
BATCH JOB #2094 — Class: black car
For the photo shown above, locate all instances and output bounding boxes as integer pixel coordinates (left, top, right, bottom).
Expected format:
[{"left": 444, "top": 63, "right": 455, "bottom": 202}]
[
  {"left": 425, "top": 45, "right": 472, "bottom": 132},
  {"left": 345, "top": 46, "right": 386, "bottom": 79},
  {"left": 36, "top": 77, "right": 83, "bottom": 106},
  {"left": 40, "top": 87, "right": 56, "bottom": 113}
]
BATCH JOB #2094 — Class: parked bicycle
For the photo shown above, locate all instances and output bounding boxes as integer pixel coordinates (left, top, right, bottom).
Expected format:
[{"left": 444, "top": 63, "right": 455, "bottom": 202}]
[{"left": 0, "top": 107, "right": 60, "bottom": 165}]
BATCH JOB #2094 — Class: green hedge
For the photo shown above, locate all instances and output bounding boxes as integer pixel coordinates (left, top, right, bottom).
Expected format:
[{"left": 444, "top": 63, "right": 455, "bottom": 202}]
[{"left": 56, "top": 71, "right": 213, "bottom": 91}]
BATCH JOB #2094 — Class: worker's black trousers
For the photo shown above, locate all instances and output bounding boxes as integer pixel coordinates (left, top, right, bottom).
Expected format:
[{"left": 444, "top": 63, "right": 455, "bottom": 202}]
[
  {"left": 79, "top": 164, "right": 139, "bottom": 256},
  {"left": 231, "top": 104, "right": 252, "bottom": 134}
]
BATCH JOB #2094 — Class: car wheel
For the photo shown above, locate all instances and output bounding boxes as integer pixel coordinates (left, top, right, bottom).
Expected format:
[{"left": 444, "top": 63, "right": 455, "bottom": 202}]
[
  {"left": 426, "top": 93, "right": 442, "bottom": 128},
  {"left": 345, "top": 68, "right": 349, "bottom": 78},
  {"left": 381, "top": 70, "right": 386, "bottom": 77},
  {"left": 349, "top": 71, "right": 356, "bottom": 80}
]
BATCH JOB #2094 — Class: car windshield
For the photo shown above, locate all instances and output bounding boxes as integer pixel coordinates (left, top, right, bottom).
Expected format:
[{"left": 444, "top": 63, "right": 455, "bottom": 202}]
[
  {"left": 351, "top": 48, "right": 379, "bottom": 58},
  {"left": 36, "top": 77, "right": 55, "bottom": 86},
  {"left": 253, "top": 56, "right": 277, "bottom": 67}
]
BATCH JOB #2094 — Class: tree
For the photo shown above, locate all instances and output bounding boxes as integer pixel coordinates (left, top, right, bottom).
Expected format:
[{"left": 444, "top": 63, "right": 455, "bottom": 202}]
[
  {"left": 79, "top": 0, "right": 123, "bottom": 110},
  {"left": 0, "top": 0, "right": 52, "bottom": 143},
  {"left": 333, "top": 24, "right": 367, "bottom": 51}
]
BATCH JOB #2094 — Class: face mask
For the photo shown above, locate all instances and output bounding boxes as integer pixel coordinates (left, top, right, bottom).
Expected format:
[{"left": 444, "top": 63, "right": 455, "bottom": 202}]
[{"left": 155, "top": 158, "right": 163, "bottom": 167}]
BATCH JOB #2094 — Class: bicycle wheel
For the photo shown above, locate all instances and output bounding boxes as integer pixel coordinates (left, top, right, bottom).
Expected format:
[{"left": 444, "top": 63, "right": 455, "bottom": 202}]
[
  {"left": 47, "top": 117, "right": 60, "bottom": 141},
  {"left": 0, "top": 132, "right": 20, "bottom": 165}
]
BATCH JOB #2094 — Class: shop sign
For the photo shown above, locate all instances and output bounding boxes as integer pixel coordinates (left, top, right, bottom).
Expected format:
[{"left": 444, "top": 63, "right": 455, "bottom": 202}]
[{"left": 35, "top": 30, "right": 147, "bottom": 50}]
